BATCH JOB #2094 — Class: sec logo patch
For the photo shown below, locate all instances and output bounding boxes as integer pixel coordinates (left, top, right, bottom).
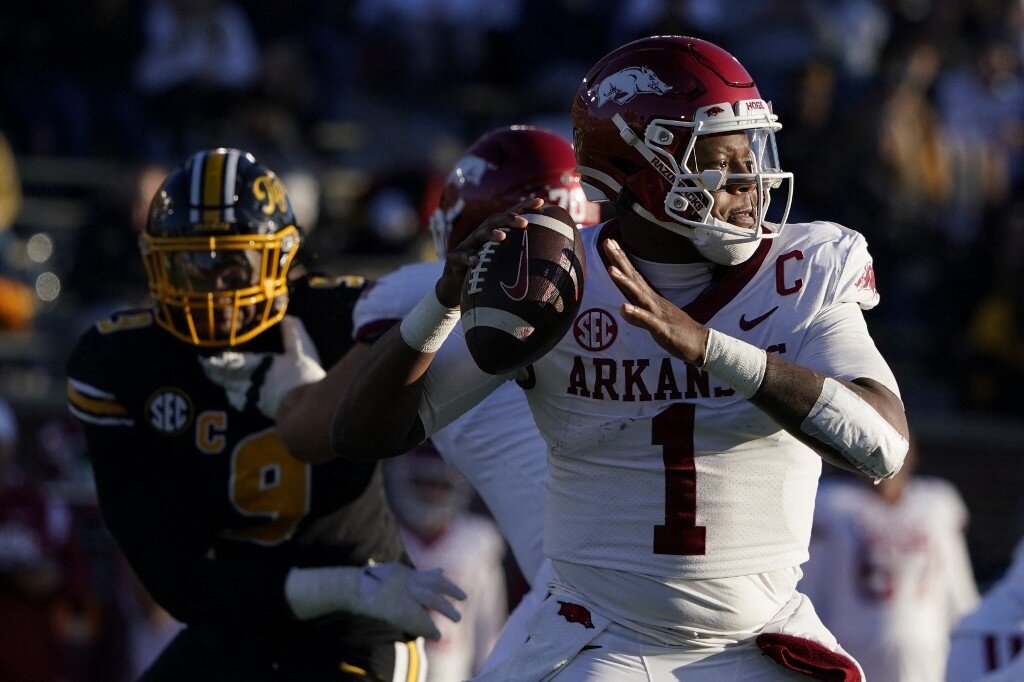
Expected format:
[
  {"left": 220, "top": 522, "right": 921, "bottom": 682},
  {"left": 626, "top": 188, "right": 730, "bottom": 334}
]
[
  {"left": 573, "top": 308, "right": 617, "bottom": 351},
  {"left": 146, "top": 388, "right": 193, "bottom": 436}
]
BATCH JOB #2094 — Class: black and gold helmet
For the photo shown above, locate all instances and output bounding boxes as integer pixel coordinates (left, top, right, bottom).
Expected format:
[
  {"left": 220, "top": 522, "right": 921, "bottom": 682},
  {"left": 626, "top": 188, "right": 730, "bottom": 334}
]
[{"left": 139, "top": 148, "right": 301, "bottom": 347}]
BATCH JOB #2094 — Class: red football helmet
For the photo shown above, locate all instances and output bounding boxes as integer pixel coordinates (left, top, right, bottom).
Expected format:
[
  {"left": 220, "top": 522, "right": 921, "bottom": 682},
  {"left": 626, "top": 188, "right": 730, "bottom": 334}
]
[
  {"left": 570, "top": 36, "right": 793, "bottom": 264},
  {"left": 428, "top": 126, "right": 599, "bottom": 258}
]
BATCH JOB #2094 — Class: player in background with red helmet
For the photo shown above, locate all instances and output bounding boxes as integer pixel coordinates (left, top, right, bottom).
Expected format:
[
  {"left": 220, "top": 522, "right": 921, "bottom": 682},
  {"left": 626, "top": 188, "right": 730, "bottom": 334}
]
[
  {"left": 225, "top": 126, "right": 599, "bottom": 668},
  {"left": 330, "top": 35, "right": 909, "bottom": 680}
]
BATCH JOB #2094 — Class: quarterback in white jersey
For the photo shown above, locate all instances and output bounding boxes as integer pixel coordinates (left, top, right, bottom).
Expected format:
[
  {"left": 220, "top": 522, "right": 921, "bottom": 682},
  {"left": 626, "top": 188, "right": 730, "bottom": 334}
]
[
  {"left": 947, "top": 536, "right": 1024, "bottom": 681},
  {"left": 332, "top": 36, "right": 910, "bottom": 681},
  {"left": 801, "top": 457, "right": 978, "bottom": 682}
]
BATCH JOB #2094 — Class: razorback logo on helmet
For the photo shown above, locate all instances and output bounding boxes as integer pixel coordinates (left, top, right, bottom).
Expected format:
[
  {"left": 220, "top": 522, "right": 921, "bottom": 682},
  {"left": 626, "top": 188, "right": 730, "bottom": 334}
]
[
  {"left": 556, "top": 600, "right": 595, "bottom": 628},
  {"left": 450, "top": 154, "right": 493, "bottom": 187},
  {"left": 705, "top": 105, "right": 726, "bottom": 117},
  {"left": 593, "top": 66, "right": 673, "bottom": 107},
  {"left": 855, "top": 262, "right": 877, "bottom": 294}
]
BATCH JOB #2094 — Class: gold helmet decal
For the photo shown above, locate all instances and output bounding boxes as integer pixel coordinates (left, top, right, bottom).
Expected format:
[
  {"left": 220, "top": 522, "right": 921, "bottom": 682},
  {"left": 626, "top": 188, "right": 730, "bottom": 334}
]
[{"left": 253, "top": 174, "right": 290, "bottom": 216}]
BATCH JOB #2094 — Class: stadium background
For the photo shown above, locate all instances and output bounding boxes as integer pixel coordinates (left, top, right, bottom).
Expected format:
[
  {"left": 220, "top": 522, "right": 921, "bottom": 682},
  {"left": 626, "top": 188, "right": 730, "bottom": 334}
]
[{"left": 0, "top": 0, "right": 1021, "bottom": 678}]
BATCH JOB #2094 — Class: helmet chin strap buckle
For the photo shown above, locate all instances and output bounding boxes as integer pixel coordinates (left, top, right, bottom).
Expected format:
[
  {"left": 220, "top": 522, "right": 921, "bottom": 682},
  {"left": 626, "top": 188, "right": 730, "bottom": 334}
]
[{"left": 616, "top": 121, "right": 640, "bottom": 145}]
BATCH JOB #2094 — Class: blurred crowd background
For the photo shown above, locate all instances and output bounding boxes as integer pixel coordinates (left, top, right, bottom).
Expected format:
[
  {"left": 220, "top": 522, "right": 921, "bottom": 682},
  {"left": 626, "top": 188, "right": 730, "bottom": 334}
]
[{"left": 0, "top": 0, "right": 1022, "bottom": 679}]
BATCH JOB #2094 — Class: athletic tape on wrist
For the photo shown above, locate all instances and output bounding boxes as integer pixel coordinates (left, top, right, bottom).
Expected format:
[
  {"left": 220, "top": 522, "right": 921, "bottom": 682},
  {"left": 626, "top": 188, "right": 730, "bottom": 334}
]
[
  {"left": 400, "top": 291, "right": 460, "bottom": 353},
  {"left": 700, "top": 329, "right": 767, "bottom": 399},
  {"left": 800, "top": 378, "right": 908, "bottom": 481},
  {"left": 284, "top": 566, "right": 360, "bottom": 621}
]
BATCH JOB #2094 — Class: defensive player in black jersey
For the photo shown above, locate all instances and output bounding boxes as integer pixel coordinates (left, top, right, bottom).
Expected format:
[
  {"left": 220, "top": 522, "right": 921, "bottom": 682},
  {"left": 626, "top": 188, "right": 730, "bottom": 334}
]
[{"left": 66, "top": 149, "right": 464, "bottom": 681}]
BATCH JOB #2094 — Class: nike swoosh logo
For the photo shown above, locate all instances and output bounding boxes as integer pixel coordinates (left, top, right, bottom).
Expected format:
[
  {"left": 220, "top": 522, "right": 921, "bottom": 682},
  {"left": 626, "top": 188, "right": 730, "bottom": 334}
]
[
  {"left": 739, "top": 305, "right": 779, "bottom": 331},
  {"left": 500, "top": 231, "right": 530, "bottom": 301}
]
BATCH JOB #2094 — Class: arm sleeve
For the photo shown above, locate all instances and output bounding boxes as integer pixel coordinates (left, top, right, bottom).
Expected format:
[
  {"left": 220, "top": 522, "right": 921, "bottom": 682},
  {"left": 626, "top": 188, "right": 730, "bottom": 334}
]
[
  {"left": 795, "top": 301, "right": 900, "bottom": 397},
  {"left": 85, "top": 425, "right": 294, "bottom": 629},
  {"left": 418, "top": 324, "right": 511, "bottom": 437}
]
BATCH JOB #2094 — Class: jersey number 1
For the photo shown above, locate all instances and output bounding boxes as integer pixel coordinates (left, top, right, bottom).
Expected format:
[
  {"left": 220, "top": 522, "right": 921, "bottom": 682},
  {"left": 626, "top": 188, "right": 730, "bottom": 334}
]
[{"left": 653, "top": 403, "right": 706, "bottom": 555}]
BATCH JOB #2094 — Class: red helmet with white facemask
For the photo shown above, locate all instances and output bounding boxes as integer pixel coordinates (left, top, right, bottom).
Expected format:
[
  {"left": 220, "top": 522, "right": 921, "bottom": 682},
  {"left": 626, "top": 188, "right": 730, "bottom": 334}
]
[
  {"left": 428, "top": 126, "right": 599, "bottom": 258},
  {"left": 570, "top": 36, "right": 793, "bottom": 265}
]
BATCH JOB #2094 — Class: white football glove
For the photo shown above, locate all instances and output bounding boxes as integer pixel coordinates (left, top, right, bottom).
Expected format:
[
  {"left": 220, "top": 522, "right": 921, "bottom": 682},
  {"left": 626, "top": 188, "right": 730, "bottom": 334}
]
[
  {"left": 284, "top": 562, "right": 467, "bottom": 640},
  {"left": 199, "top": 316, "right": 327, "bottom": 418}
]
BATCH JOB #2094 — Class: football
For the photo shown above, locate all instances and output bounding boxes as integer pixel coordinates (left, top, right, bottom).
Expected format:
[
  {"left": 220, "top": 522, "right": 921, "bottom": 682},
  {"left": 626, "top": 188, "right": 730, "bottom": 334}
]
[{"left": 460, "top": 204, "right": 587, "bottom": 375}]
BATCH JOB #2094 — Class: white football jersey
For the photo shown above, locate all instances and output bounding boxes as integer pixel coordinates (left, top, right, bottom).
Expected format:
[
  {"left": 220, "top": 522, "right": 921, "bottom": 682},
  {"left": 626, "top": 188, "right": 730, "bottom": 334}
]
[
  {"left": 400, "top": 515, "right": 507, "bottom": 682},
  {"left": 353, "top": 261, "right": 548, "bottom": 582},
  {"left": 801, "top": 477, "right": 978, "bottom": 682},
  {"left": 947, "top": 536, "right": 1024, "bottom": 681},
  {"left": 418, "top": 220, "right": 900, "bottom": 633},
  {"left": 530, "top": 220, "right": 897, "bottom": 578}
]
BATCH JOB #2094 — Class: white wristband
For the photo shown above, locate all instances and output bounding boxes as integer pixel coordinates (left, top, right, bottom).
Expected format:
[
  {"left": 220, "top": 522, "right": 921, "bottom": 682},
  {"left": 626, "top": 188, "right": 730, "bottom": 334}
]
[
  {"left": 700, "top": 329, "right": 767, "bottom": 399},
  {"left": 399, "top": 290, "right": 460, "bottom": 353}
]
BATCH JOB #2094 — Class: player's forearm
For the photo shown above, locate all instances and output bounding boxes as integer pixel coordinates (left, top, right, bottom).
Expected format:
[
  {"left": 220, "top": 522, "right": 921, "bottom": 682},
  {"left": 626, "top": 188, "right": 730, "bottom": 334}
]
[
  {"left": 277, "top": 343, "right": 371, "bottom": 463},
  {"left": 751, "top": 353, "right": 909, "bottom": 476},
  {"left": 333, "top": 288, "right": 461, "bottom": 460},
  {"left": 331, "top": 323, "right": 444, "bottom": 461},
  {"left": 699, "top": 330, "right": 909, "bottom": 479},
  {"left": 137, "top": 553, "right": 294, "bottom": 628}
]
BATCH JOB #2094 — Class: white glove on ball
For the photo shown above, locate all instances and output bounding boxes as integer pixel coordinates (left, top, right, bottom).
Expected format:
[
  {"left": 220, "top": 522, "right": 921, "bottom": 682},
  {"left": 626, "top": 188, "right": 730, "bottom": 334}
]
[
  {"left": 284, "top": 562, "right": 467, "bottom": 640},
  {"left": 199, "top": 316, "right": 327, "bottom": 418}
]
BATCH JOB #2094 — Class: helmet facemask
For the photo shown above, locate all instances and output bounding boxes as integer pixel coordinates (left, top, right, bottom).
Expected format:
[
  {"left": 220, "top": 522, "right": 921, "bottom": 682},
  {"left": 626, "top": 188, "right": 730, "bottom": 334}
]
[
  {"left": 428, "top": 184, "right": 466, "bottom": 259},
  {"left": 140, "top": 225, "right": 300, "bottom": 347},
  {"left": 610, "top": 100, "right": 793, "bottom": 265}
]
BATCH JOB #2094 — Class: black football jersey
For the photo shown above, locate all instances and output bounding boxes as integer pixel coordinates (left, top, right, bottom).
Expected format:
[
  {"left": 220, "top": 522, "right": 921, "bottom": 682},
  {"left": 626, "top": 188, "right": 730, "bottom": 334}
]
[{"left": 66, "top": 274, "right": 408, "bottom": 651}]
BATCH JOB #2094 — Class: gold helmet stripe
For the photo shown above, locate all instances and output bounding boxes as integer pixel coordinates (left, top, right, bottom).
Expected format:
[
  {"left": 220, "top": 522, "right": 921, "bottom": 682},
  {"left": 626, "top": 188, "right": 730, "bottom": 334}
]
[{"left": 202, "top": 152, "right": 227, "bottom": 223}]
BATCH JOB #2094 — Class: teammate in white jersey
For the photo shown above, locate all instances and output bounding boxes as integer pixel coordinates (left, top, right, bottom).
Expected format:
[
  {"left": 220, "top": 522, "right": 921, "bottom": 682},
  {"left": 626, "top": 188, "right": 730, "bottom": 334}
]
[
  {"left": 800, "top": 447, "right": 978, "bottom": 682},
  {"left": 343, "top": 126, "right": 598, "bottom": 588},
  {"left": 272, "top": 126, "right": 599, "bottom": 665},
  {"left": 329, "top": 35, "right": 910, "bottom": 681},
  {"left": 946, "top": 536, "right": 1024, "bottom": 681}
]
